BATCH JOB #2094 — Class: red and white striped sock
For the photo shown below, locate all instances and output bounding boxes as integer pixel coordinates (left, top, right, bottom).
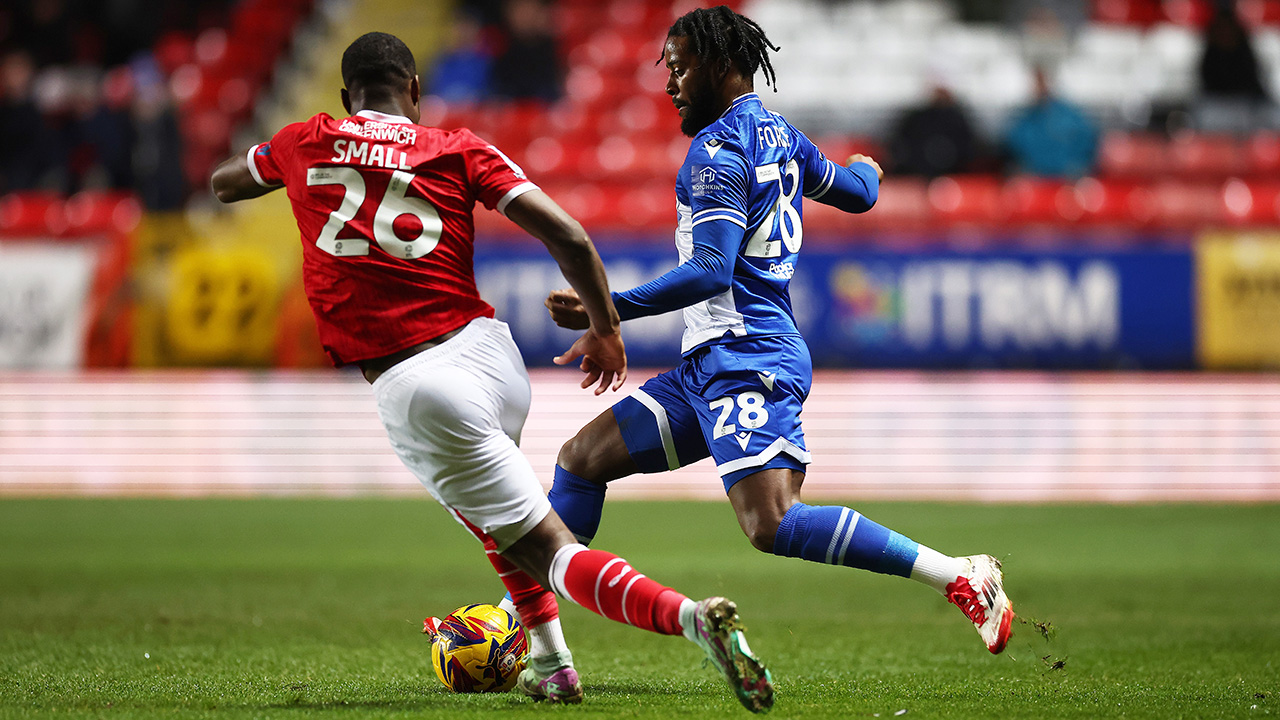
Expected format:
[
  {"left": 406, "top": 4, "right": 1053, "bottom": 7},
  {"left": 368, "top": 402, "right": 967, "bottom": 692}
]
[
  {"left": 547, "top": 543, "right": 686, "bottom": 636},
  {"left": 482, "top": 535, "right": 565, "bottom": 658}
]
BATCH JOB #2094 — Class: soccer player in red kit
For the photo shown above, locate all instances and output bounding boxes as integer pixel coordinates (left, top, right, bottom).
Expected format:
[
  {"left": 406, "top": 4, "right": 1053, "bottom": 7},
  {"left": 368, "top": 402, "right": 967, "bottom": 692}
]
[{"left": 210, "top": 32, "right": 773, "bottom": 713}]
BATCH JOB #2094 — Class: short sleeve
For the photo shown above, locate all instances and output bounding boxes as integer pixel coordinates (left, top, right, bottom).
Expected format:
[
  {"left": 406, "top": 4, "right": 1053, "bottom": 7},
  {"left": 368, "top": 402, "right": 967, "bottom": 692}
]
[
  {"left": 462, "top": 132, "right": 539, "bottom": 214},
  {"left": 685, "top": 135, "right": 751, "bottom": 232},
  {"left": 246, "top": 121, "right": 304, "bottom": 187}
]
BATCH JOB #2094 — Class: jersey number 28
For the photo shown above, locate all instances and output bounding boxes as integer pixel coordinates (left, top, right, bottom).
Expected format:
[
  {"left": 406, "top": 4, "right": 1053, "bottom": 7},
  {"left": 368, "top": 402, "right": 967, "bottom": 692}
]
[
  {"left": 744, "top": 159, "right": 802, "bottom": 259},
  {"left": 306, "top": 167, "right": 443, "bottom": 260}
]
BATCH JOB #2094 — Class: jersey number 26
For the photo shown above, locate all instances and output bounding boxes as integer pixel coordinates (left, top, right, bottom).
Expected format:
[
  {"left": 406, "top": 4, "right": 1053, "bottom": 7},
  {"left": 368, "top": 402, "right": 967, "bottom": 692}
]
[{"left": 306, "top": 167, "right": 443, "bottom": 260}]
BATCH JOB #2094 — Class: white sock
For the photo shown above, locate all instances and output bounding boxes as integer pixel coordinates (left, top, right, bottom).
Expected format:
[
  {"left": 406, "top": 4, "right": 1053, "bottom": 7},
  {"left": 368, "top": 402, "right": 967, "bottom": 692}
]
[
  {"left": 910, "top": 546, "right": 971, "bottom": 594},
  {"left": 498, "top": 595, "right": 521, "bottom": 624},
  {"left": 678, "top": 598, "right": 699, "bottom": 642},
  {"left": 525, "top": 617, "right": 570, "bottom": 659}
]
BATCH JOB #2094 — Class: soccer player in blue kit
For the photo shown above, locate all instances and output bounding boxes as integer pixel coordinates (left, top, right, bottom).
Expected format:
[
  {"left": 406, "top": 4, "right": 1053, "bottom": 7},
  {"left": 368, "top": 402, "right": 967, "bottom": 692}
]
[{"left": 515, "top": 5, "right": 1014, "bottom": 659}]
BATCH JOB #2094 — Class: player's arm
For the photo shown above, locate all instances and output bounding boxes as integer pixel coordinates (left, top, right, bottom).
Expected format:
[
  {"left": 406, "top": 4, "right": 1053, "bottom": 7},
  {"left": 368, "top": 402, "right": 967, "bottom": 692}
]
[
  {"left": 609, "top": 222, "right": 737, "bottom": 321},
  {"left": 504, "top": 188, "right": 626, "bottom": 394},
  {"left": 210, "top": 150, "right": 281, "bottom": 203},
  {"left": 797, "top": 130, "right": 881, "bottom": 213}
]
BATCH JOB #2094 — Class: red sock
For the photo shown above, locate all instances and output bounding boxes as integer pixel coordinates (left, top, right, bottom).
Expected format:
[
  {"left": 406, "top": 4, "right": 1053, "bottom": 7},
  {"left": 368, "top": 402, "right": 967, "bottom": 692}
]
[
  {"left": 550, "top": 545, "right": 686, "bottom": 636},
  {"left": 462, "top": 512, "right": 560, "bottom": 628},
  {"left": 486, "top": 546, "right": 560, "bottom": 627}
]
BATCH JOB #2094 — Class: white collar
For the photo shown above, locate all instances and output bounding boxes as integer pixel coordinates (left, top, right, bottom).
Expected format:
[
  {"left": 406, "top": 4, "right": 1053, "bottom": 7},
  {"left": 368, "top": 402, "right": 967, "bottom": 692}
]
[{"left": 355, "top": 109, "right": 413, "bottom": 124}]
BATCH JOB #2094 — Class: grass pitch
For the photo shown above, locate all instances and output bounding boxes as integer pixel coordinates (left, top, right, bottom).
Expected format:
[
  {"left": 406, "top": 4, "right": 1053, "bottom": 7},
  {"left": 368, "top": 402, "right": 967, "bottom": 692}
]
[{"left": 1, "top": 499, "right": 1276, "bottom": 719}]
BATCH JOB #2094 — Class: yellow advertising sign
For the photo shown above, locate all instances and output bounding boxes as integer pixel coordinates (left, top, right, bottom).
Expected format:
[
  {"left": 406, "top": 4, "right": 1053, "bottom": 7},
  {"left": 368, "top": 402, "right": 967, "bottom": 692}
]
[{"left": 1197, "top": 233, "right": 1280, "bottom": 369}]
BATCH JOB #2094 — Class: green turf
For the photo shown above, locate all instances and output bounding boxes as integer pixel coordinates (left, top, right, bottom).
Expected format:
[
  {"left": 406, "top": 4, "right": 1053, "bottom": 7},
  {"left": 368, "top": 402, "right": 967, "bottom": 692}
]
[{"left": 1, "top": 499, "right": 1276, "bottom": 719}]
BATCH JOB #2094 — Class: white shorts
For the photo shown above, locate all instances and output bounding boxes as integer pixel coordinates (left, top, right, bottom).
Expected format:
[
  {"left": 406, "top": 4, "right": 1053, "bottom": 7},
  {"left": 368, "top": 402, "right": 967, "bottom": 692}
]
[{"left": 370, "top": 316, "right": 551, "bottom": 551}]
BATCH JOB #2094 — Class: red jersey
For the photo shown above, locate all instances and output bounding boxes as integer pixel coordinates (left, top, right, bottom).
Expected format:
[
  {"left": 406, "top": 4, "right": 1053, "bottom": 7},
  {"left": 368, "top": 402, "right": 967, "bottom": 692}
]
[{"left": 247, "top": 109, "right": 538, "bottom": 366}]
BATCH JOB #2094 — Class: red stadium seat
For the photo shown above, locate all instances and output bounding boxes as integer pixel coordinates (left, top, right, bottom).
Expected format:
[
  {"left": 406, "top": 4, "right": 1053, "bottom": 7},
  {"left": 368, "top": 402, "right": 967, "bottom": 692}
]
[
  {"left": 0, "top": 192, "right": 65, "bottom": 237},
  {"left": 864, "top": 177, "right": 931, "bottom": 231},
  {"left": 1150, "top": 181, "right": 1225, "bottom": 227},
  {"left": 1073, "top": 177, "right": 1159, "bottom": 226},
  {"left": 1238, "top": 0, "right": 1280, "bottom": 26},
  {"left": 1168, "top": 133, "right": 1246, "bottom": 178},
  {"left": 1220, "top": 178, "right": 1280, "bottom": 225},
  {"left": 1098, "top": 131, "right": 1168, "bottom": 177},
  {"left": 927, "top": 175, "right": 1002, "bottom": 225},
  {"left": 1001, "top": 177, "right": 1078, "bottom": 224},
  {"left": 63, "top": 191, "right": 142, "bottom": 236},
  {"left": 1161, "top": 0, "right": 1214, "bottom": 26},
  {"left": 1245, "top": 132, "right": 1280, "bottom": 176},
  {"left": 1092, "top": 0, "right": 1162, "bottom": 25}
]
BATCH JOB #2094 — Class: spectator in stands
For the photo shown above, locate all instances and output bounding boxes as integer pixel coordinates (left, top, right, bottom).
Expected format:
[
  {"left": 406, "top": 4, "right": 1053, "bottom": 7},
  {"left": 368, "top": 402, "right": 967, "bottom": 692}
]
[
  {"left": 0, "top": 51, "right": 51, "bottom": 192},
  {"left": 1198, "top": 4, "right": 1269, "bottom": 103},
  {"left": 886, "top": 79, "right": 980, "bottom": 177},
  {"left": 427, "top": 9, "right": 493, "bottom": 104},
  {"left": 131, "top": 62, "right": 185, "bottom": 210},
  {"left": 75, "top": 67, "right": 135, "bottom": 191},
  {"left": 491, "top": 0, "right": 562, "bottom": 102},
  {"left": 1002, "top": 66, "right": 1098, "bottom": 179}
]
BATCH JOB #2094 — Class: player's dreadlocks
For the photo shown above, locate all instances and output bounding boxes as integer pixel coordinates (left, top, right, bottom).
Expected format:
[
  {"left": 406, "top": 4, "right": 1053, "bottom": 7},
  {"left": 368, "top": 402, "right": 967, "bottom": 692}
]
[
  {"left": 341, "top": 32, "right": 416, "bottom": 95},
  {"left": 665, "top": 5, "right": 781, "bottom": 91}
]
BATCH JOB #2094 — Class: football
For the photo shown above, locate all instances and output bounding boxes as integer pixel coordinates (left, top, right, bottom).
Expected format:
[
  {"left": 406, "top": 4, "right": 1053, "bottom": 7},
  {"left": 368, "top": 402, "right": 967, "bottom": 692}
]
[{"left": 425, "top": 604, "right": 528, "bottom": 693}]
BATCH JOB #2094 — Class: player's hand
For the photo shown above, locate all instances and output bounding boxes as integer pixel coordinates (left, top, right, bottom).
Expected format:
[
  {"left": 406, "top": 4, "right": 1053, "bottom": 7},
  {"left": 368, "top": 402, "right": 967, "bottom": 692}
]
[
  {"left": 848, "top": 153, "right": 884, "bottom": 181},
  {"left": 545, "top": 288, "right": 590, "bottom": 330},
  {"left": 554, "top": 328, "right": 627, "bottom": 395}
]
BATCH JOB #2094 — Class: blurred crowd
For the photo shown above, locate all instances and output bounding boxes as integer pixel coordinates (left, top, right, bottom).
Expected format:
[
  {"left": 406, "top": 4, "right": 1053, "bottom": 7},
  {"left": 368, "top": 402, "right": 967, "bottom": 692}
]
[
  {"left": 1, "top": 0, "right": 1276, "bottom": 208},
  {"left": 0, "top": 0, "right": 233, "bottom": 207},
  {"left": 885, "top": 1, "right": 1273, "bottom": 179},
  {"left": 427, "top": 0, "right": 564, "bottom": 104}
]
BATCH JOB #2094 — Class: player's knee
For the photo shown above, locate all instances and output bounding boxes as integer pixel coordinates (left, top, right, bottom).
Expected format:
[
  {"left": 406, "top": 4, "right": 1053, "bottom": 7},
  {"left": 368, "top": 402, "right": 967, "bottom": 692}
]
[
  {"left": 557, "top": 429, "right": 625, "bottom": 484},
  {"left": 556, "top": 431, "right": 597, "bottom": 479},
  {"left": 741, "top": 515, "right": 782, "bottom": 553}
]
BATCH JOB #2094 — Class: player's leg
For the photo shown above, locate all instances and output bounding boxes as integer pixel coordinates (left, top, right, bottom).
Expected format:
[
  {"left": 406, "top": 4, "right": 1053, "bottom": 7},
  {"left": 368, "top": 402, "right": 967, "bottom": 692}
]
[
  {"left": 500, "top": 511, "right": 774, "bottom": 713},
  {"left": 377, "top": 319, "right": 772, "bottom": 710},
  {"left": 547, "top": 369, "right": 711, "bottom": 544},
  {"left": 696, "top": 337, "right": 1013, "bottom": 654},
  {"left": 370, "top": 318, "right": 588, "bottom": 701},
  {"left": 726, "top": 469, "right": 1012, "bottom": 653}
]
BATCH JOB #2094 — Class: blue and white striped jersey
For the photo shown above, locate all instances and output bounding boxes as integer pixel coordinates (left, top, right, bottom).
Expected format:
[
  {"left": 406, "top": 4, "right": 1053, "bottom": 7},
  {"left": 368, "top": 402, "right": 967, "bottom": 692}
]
[
  {"left": 674, "top": 93, "right": 877, "bottom": 352},
  {"left": 612, "top": 92, "right": 879, "bottom": 355}
]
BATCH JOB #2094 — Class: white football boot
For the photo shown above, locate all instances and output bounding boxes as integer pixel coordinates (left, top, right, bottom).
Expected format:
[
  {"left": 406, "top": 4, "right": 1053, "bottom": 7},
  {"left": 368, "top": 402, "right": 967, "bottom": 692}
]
[{"left": 945, "top": 554, "right": 1015, "bottom": 654}]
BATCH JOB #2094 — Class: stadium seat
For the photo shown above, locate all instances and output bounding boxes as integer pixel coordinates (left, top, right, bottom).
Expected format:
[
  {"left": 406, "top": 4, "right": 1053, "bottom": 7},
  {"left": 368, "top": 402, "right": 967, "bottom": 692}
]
[
  {"left": 1150, "top": 181, "right": 1225, "bottom": 227},
  {"left": 1168, "top": 133, "right": 1247, "bottom": 177},
  {"left": 927, "top": 175, "right": 1003, "bottom": 225},
  {"left": 1220, "top": 178, "right": 1280, "bottom": 225},
  {"left": 1002, "top": 177, "right": 1079, "bottom": 224},
  {"left": 1092, "top": 0, "right": 1162, "bottom": 26},
  {"left": 1073, "top": 177, "right": 1159, "bottom": 226},
  {"left": 1160, "top": 0, "right": 1214, "bottom": 27},
  {"left": 1246, "top": 132, "right": 1280, "bottom": 175},
  {"left": 0, "top": 192, "right": 65, "bottom": 237},
  {"left": 1099, "top": 131, "right": 1168, "bottom": 178},
  {"left": 63, "top": 191, "right": 142, "bottom": 236}
]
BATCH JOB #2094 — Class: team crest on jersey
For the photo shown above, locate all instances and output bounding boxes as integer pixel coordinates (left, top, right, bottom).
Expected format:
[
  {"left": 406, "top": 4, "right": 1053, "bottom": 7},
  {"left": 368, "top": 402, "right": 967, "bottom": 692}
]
[
  {"left": 691, "top": 165, "right": 725, "bottom": 197},
  {"left": 703, "top": 139, "right": 723, "bottom": 159}
]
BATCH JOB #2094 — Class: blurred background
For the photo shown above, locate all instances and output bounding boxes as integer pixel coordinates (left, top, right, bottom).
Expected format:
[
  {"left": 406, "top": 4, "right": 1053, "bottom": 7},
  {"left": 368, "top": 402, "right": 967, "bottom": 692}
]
[{"left": 1, "top": 0, "right": 1277, "bottom": 500}]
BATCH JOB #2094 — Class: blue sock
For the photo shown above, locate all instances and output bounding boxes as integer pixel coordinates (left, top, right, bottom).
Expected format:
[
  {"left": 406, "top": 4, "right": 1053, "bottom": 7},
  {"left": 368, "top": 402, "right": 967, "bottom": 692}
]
[
  {"left": 771, "top": 503, "right": 920, "bottom": 578},
  {"left": 546, "top": 464, "right": 606, "bottom": 544}
]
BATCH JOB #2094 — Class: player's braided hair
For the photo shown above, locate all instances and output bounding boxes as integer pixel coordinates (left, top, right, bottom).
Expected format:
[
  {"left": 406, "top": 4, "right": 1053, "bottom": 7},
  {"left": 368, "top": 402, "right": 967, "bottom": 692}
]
[
  {"left": 665, "top": 5, "right": 780, "bottom": 91},
  {"left": 341, "top": 32, "right": 416, "bottom": 93}
]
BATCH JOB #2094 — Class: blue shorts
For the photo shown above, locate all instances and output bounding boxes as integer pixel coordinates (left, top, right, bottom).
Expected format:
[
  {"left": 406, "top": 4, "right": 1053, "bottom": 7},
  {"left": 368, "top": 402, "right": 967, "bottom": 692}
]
[{"left": 611, "top": 335, "right": 812, "bottom": 492}]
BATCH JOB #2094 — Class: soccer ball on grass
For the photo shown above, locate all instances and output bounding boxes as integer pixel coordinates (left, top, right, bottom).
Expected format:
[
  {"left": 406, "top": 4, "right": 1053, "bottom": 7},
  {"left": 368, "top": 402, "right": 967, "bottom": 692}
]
[{"left": 424, "top": 603, "right": 527, "bottom": 693}]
